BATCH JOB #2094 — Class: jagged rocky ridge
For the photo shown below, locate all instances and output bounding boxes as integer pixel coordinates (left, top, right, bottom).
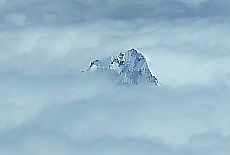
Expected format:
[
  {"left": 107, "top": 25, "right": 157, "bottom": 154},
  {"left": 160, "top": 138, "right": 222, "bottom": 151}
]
[{"left": 84, "top": 48, "right": 159, "bottom": 85}]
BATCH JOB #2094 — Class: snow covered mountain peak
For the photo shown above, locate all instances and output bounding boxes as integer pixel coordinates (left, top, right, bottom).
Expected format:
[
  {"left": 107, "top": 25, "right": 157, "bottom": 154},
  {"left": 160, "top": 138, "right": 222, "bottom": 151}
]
[{"left": 84, "top": 48, "right": 159, "bottom": 86}]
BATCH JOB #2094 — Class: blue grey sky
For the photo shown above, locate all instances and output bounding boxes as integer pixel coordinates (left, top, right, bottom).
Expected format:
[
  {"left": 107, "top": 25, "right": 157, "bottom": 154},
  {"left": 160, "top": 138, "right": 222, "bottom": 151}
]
[{"left": 0, "top": 0, "right": 230, "bottom": 155}]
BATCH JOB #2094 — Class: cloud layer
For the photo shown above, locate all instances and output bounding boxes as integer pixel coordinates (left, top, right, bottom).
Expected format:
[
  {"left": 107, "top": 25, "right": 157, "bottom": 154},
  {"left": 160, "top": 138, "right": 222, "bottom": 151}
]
[
  {"left": 1, "top": 0, "right": 230, "bottom": 26},
  {"left": 0, "top": 0, "right": 230, "bottom": 155}
]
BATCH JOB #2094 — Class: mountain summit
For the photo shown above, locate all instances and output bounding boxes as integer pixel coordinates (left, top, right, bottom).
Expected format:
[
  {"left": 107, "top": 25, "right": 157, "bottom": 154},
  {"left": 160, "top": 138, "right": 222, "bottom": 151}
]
[{"left": 84, "top": 48, "right": 159, "bottom": 86}]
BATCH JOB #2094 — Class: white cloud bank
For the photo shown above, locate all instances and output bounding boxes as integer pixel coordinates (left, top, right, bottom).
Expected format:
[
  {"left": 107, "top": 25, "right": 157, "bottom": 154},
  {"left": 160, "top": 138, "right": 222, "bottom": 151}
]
[{"left": 0, "top": 0, "right": 230, "bottom": 155}]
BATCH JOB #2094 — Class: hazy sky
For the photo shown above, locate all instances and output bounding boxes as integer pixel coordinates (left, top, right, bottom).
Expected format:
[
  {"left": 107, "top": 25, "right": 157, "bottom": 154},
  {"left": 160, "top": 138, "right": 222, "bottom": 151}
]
[{"left": 0, "top": 0, "right": 230, "bottom": 155}]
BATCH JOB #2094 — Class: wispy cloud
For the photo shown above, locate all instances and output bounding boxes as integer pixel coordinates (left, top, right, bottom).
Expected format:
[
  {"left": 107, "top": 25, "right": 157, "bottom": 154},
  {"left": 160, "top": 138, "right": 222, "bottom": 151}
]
[{"left": 1, "top": 0, "right": 230, "bottom": 26}]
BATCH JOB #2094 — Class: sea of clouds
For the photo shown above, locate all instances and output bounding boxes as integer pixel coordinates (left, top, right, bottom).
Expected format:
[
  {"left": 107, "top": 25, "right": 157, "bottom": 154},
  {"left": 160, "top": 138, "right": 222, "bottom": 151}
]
[{"left": 0, "top": 0, "right": 230, "bottom": 155}]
